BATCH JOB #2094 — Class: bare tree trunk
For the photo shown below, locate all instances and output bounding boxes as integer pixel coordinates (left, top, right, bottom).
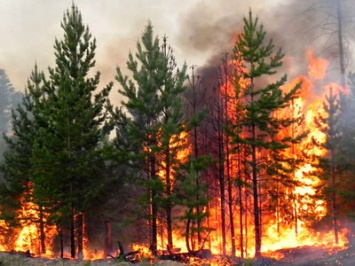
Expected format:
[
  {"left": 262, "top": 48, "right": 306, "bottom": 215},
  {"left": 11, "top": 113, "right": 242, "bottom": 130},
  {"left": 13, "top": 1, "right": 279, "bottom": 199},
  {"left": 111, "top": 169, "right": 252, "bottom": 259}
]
[
  {"left": 335, "top": 0, "right": 346, "bottom": 88},
  {"left": 331, "top": 147, "right": 339, "bottom": 244},
  {"left": 150, "top": 156, "right": 158, "bottom": 256},
  {"left": 104, "top": 221, "right": 112, "bottom": 255},
  {"left": 245, "top": 190, "right": 249, "bottom": 257},
  {"left": 329, "top": 87, "right": 339, "bottom": 244},
  {"left": 77, "top": 212, "right": 84, "bottom": 259},
  {"left": 222, "top": 56, "right": 236, "bottom": 257},
  {"left": 59, "top": 229, "right": 64, "bottom": 258},
  {"left": 39, "top": 205, "right": 46, "bottom": 255},
  {"left": 217, "top": 94, "right": 227, "bottom": 256},
  {"left": 189, "top": 66, "right": 202, "bottom": 245},
  {"left": 238, "top": 175, "right": 244, "bottom": 259},
  {"left": 250, "top": 75, "right": 261, "bottom": 258},
  {"left": 70, "top": 207, "right": 76, "bottom": 258},
  {"left": 165, "top": 145, "right": 173, "bottom": 250}
]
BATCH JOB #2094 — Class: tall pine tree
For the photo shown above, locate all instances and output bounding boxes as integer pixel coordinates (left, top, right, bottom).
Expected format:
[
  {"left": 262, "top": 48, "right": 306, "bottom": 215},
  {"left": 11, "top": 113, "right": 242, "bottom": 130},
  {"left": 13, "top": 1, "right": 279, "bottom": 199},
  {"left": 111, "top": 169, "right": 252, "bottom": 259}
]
[
  {"left": 314, "top": 87, "right": 341, "bottom": 244},
  {"left": 0, "top": 64, "right": 47, "bottom": 253},
  {"left": 111, "top": 22, "right": 189, "bottom": 254},
  {"left": 230, "top": 10, "right": 302, "bottom": 258},
  {"left": 30, "top": 4, "right": 112, "bottom": 258}
]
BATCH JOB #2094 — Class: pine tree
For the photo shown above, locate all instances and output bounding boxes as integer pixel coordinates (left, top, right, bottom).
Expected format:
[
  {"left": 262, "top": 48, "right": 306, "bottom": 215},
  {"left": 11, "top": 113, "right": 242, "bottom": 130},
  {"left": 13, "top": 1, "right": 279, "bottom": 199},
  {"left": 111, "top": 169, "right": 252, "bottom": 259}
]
[
  {"left": 30, "top": 4, "right": 112, "bottom": 258},
  {"left": 314, "top": 87, "right": 341, "bottom": 244},
  {"left": 112, "top": 22, "right": 188, "bottom": 254},
  {"left": 0, "top": 64, "right": 47, "bottom": 252},
  {"left": 230, "top": 10, "right": 302, "bottom": 258},
  {"left": 184, "top": 66, "right": 211, "bottom": 251},
  {"left": 175, "top": 160, "right": 210, "bottom": 253}
]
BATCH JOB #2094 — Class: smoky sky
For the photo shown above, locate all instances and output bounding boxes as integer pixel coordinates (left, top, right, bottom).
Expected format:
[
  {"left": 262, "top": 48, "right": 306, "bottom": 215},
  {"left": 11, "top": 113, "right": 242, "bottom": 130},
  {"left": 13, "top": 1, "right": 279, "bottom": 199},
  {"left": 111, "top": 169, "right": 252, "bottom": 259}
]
[{"left": 0, "top": 0, "right": 354, "bottom": 97}]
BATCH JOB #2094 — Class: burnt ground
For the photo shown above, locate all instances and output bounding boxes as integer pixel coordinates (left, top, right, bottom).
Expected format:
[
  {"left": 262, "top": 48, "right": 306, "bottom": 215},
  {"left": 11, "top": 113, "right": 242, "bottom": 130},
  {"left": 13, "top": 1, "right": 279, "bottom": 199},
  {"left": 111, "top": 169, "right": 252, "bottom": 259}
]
[
  {"left": 2, "top": 243, "right": 355, "bottom": 266},
  {"left": 2, "top": 244, "right": 355, "bottom": 266},
  {"left": 2, "top": 222, "right": 355, "bottom": 265},
  {"left": 271, "top": 222, "right": 355, "bottom": 266}
]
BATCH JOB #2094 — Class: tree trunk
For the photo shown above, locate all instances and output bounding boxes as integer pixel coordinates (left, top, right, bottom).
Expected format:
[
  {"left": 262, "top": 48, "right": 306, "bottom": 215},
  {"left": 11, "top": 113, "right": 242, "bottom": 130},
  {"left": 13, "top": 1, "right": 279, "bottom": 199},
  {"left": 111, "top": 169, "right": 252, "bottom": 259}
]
[
  {"left": 222, "top": 62, "right": 236, "bottom": 257},
  {"left": 250, "top": 74, "right": 261, "bottom": 258},
  {"left": 39, "top": 205, "right": 46, "bottom": 254},
  {"left": 331, "top": 149, "right": 339, "bottom": 244},
  {"left": 238, "top": 178, "right": 244, "bottom": 259},
  {"left": 335, "top": 0, "right": 346, "bottom": 88},
  {"left": 252, "top": 143, "right": 261, "bottom": 259},
  {"left": 190, "top": 66, "right": 202, "bottom": 245},
  {"left": 185, "top": 209, "right": 192, "bottom": 253},
  {"left": 165, "top": 146, "right": 173, "bottom": 250},
  {"left": 70, "top": 207, "right": 76, "bottom": 258},
  {"left": 217, "top": 95, "right": 227, "bottom": 256},
  {"left": 150, "top": 156, "right": 158, "bottom": 256},
  {"left": 59, "top": 229, "right": 64, "bottom": 258},
  {"left": 329, "top": 87, "right": 339, "bottom": 245},
  {"left": 104, "top": 221, "right": 113, "bottom": 255},
  {"left": 77, "top": 212, "right": 84, "bottom": 259}
]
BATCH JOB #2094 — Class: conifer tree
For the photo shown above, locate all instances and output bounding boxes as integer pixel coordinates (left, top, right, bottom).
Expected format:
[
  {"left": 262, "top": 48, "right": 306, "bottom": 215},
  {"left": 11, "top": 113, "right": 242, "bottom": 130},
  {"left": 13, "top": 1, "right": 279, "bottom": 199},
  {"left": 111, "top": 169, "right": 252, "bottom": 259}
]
[
  {"left": 314, "top": 87, "right": 341, "bottom": 244},
  {"left": 0, "top": 64, "right": 47, "bottom": 252},
  {"left": 175, "top": 160, "right": 210, "bottom": 253},
  {"left": 230, "top": 10, "right": 302, "bottom": 258},
  {"left": 112, "top": 22, "right": 188, "bottom": 254},
  {"left": 30, "top": 4, "right": 112, "bottom": 258}
]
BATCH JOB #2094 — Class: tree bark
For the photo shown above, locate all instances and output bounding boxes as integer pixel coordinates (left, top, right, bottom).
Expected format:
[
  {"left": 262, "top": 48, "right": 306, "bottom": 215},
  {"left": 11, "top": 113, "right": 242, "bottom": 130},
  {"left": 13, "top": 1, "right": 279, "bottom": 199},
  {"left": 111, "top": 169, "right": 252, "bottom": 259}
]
[
  {"left": 335, "top": 0, "right": 346, "bottom": 88},
  {"left": 39, "top": 205, "right": 46, "bottom": 255},
  {"left": 70, "top": 207, "right": 76, "bottom": 258},
  {"left": 77, "top": 212, "right": 84, "bottom": 259},
  {"left": 150, "top": 155, "right": 158, "bottom": 256},
  {"left": 104, "top": 221, "right": 113, "bottom": 255}
]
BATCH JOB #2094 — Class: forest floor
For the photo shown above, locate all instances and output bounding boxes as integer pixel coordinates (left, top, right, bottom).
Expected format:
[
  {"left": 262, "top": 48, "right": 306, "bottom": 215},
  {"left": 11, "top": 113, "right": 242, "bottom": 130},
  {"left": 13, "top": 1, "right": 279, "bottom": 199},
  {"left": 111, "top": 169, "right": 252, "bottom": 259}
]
[
  {"left": 2, "top": 221, "right": 355, "bottom": 265},
  {"left": 2, "top": 243, "right": 355, "bottom": 266}
]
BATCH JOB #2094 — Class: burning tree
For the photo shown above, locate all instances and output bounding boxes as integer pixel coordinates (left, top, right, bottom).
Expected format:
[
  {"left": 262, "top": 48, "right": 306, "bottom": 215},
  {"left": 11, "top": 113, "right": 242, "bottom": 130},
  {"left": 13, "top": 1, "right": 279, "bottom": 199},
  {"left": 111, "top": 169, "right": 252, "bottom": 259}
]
[
  {"left": 314, "top": 86, "right": 341, "bottom": 244},
  {"left": 228, "top": 10, "right": 304, "bottom": 258},
  {"left": 1, "top": 4, "right": 112, "bottom": 258},
  {"left": 110, "top": 21, "right": 202, "bottom": 255},
  {"left": 0, "top": 65, "right": 47, "bottom": 253}
]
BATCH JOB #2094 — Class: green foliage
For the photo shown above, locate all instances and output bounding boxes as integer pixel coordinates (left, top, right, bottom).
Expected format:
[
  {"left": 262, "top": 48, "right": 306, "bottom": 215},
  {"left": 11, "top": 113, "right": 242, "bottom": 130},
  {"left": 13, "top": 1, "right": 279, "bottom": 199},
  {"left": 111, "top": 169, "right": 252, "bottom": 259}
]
[
  {"left": 0, "top": 4, "right": 113, "bottom": 256},
  {"left": 176, "top": 160, "right": 211, "bottom": 225},
  {"left": 230, "top": 9, "right": 304, "bottom": 257},
  {"left": 0, "top": 64, "right": 45, "bottom": 225},
  {"left": 110, "top": 21, "right": 196, "bottom": 251},
  {"left": 30, "top": 3, "right": 112, "bottom": 220}
]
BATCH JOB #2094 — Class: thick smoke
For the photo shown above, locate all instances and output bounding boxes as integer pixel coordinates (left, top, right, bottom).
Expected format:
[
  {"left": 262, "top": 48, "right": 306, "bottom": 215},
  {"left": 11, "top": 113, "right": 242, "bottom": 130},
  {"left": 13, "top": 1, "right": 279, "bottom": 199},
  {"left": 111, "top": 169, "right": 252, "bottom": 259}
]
[
  {"left": 1, "top": 0, "right": 355, "bottom": 96},
  {"left": 176, "top": 0, "right": 355, "bottom": 89}
]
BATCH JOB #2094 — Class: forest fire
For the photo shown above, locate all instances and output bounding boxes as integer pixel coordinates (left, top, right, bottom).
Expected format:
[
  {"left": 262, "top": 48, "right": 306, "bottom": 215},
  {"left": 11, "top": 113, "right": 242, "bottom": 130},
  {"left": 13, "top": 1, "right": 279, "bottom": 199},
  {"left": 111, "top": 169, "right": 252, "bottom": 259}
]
[
  {"left": 202, "top": 48, "right": 350, "bottom": 260},
  {"left": 0, "top": 49, "right": 350, "bottom": 264},
  {"left": 0, "top": 5, "right": 352, "bottom": 263}
]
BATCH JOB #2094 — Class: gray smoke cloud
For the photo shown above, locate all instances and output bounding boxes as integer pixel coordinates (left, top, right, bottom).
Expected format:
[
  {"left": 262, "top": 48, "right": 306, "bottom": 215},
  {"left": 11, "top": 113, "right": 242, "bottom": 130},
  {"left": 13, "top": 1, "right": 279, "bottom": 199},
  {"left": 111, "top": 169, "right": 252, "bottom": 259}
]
[
  {"left": 0, "top": 0, "right": 354, "bottom": 96},
  {"left": 178, "top": 0, "right": 355, "bottom": 88}
]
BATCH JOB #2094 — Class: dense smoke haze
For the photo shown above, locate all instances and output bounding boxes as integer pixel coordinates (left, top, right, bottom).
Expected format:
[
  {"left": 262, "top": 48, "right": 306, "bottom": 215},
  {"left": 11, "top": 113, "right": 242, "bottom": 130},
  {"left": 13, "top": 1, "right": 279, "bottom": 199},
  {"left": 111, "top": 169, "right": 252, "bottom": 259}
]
[{"left": 0, "top": 0, "right": 354, "bottom": 95}]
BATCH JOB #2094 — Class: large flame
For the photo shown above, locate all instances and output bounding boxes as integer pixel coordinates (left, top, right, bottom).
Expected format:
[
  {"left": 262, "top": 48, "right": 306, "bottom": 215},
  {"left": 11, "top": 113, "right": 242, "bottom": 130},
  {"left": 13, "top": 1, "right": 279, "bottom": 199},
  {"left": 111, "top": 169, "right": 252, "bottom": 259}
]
[{"left": 206, "top": 48, "right": 349, "bottom": 259}]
